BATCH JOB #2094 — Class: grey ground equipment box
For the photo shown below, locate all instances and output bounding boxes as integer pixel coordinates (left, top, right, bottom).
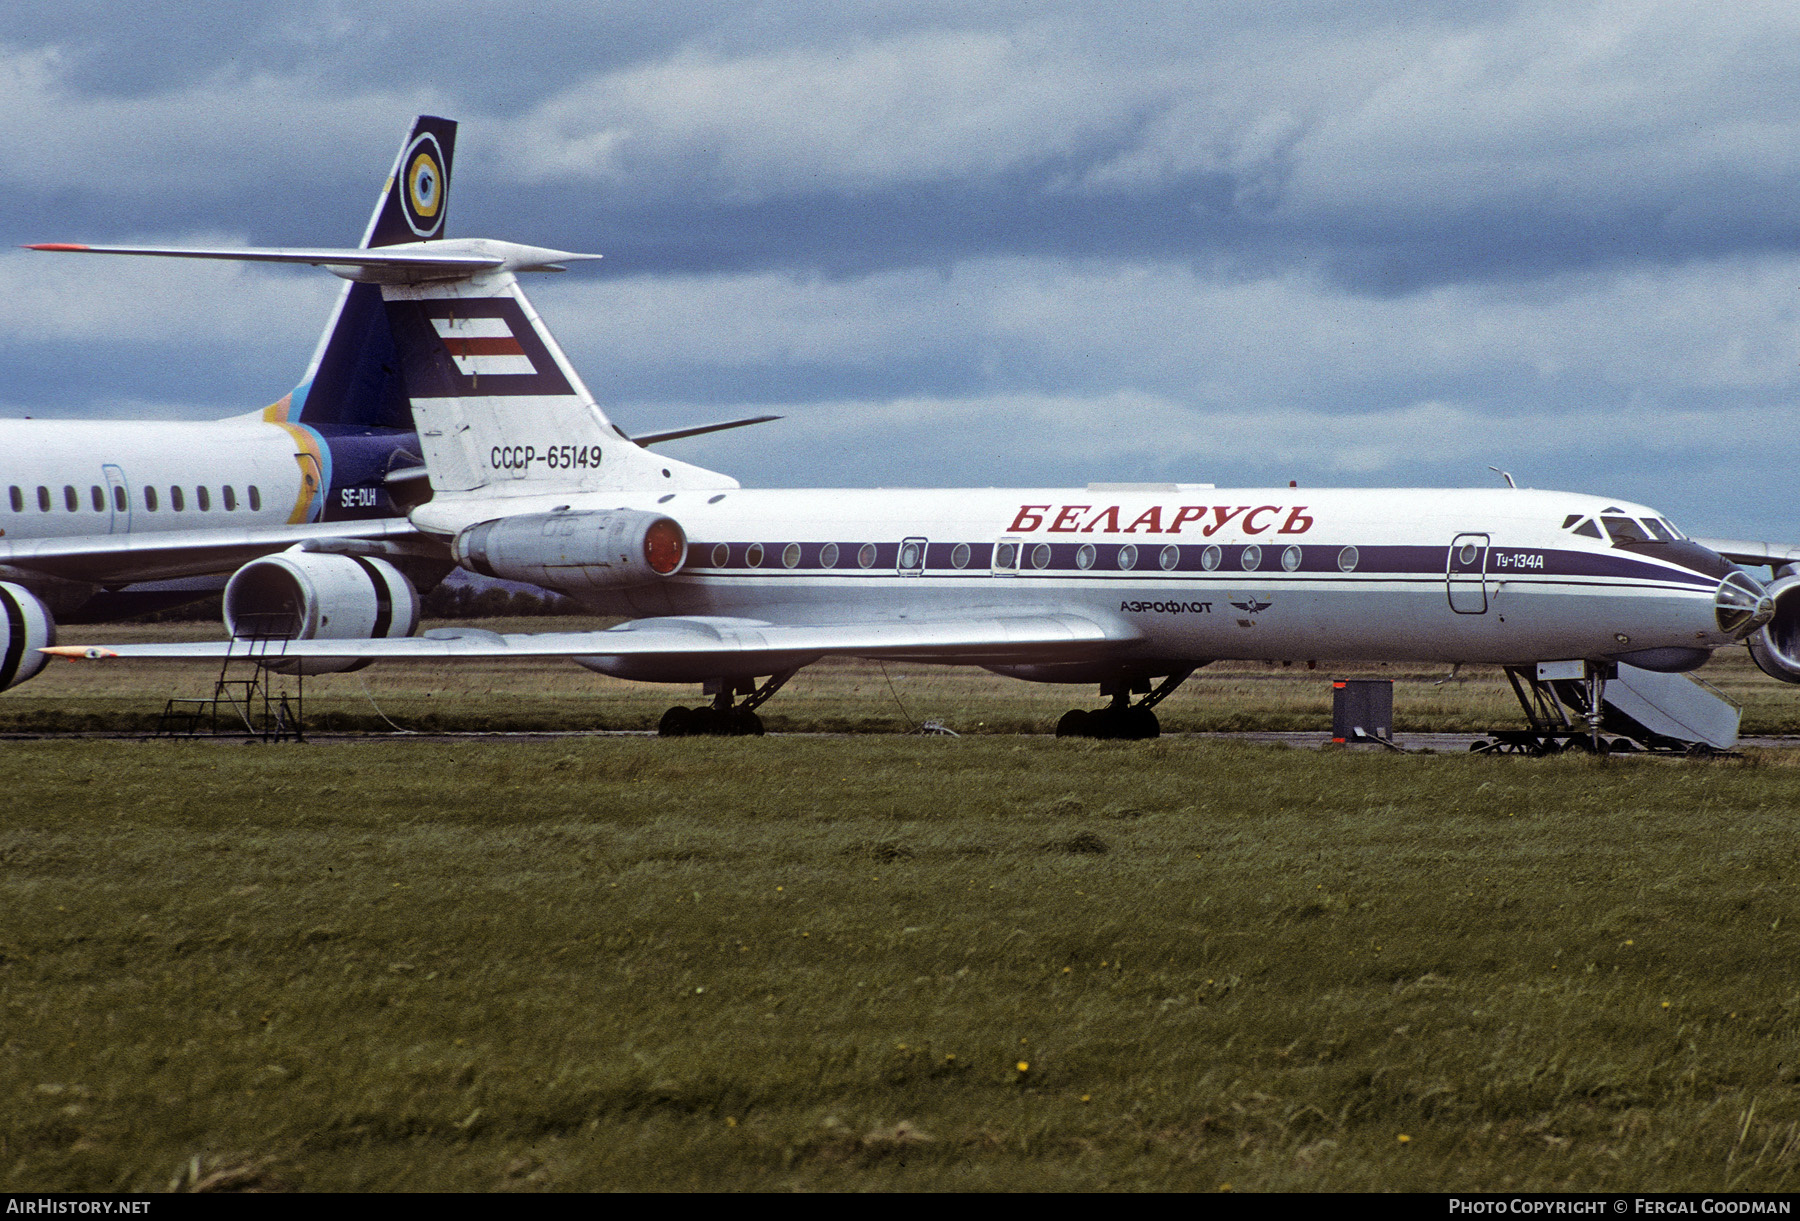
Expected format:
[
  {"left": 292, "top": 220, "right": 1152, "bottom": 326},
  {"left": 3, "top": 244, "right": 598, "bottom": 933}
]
[{"left": 1331, "top": 678, "right": 1394, "bottom": 744}]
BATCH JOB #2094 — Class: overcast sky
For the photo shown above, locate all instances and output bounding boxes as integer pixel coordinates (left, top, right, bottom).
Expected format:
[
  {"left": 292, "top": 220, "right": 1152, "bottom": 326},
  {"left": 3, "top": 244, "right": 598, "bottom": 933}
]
[{"left": 4, "top": 1, "right": 1799, "bottom": 537}]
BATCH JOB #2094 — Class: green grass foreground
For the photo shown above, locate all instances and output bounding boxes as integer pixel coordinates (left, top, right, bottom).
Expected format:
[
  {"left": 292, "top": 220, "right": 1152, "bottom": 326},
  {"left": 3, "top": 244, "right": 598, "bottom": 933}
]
[{"left": 4, "top": 737, "right": 1800, "bottom": 1191}]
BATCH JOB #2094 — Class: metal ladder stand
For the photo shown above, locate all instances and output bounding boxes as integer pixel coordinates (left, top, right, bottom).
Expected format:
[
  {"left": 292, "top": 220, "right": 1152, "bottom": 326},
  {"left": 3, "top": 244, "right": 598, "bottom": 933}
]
[{"left": 156, "top": 614, "right": 305, "bottom": 741}]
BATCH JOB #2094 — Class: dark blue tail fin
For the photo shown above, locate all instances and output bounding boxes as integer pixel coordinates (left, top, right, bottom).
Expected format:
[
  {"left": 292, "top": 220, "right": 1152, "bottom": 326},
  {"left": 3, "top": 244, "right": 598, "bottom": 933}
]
[
  {"left": 265, "top": 117, "right": 458, "bottom": 429},
  {"left": 363, "top": 117, "right": 458, "bottom": 249}
]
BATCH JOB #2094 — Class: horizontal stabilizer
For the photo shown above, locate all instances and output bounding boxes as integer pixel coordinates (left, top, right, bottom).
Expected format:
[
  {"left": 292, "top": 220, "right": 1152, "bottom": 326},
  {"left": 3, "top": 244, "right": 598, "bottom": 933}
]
[
  {"left": 25, "top": 239, "right": 599, "bottom": 285},
  {"left": 46, "top": 612, "right": 1124, "bottom": 665},
  {"left": 1693, "top": 537, "right": 1800, "bottom": 571},
  {"left": 630, "top": 415, "right": 783, "bottom": 446}
]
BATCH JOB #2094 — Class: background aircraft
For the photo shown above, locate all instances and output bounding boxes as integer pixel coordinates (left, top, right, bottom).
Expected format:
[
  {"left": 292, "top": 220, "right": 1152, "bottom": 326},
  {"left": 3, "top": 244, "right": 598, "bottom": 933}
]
[
  {"left": 45, "top": 119, "right": 1789, "bottom": 745},
  {"left": 0, "top": 117, "right": 476, "bottom": 691}
]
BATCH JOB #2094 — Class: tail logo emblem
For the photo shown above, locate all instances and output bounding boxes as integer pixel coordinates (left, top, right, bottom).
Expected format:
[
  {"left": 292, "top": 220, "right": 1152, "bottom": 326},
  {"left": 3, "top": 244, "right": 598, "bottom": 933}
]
[
  {"left": 389, "top": 298, "right": 576, "bottom": 398},
  {"left": 401, "top": 132, "right": 447, "bottom": 238},
  {"left": 433, "top": 314, "right": 535, "bottom": 377}
]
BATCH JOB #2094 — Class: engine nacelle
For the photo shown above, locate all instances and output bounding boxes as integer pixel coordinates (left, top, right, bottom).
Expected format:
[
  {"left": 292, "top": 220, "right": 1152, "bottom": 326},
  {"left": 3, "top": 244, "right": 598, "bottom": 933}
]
[
  {"left": 1748, "top": 573, "right": 1800, "bottom": 683},
  {"left": 0, "top": 582, "right": 55, "bottom": 690},
  {"left": 452, "top": 510, "right": 687, "bottom": 595},
  {"left": 223, "top": 552, "right": 420, "bottom": 675}
]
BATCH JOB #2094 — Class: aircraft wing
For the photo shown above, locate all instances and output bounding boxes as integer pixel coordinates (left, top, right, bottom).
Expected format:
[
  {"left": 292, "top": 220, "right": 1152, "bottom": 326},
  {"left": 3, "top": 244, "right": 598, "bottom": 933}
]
[
  {"left": 1692, "top": 538, "right": 1800, "bottom": 571},
  {"left": 47, "top": 611, "right": 1128, "bottom": 666},
  {"left": 0, "top": 519, "right": 438, "bottom": 585}
]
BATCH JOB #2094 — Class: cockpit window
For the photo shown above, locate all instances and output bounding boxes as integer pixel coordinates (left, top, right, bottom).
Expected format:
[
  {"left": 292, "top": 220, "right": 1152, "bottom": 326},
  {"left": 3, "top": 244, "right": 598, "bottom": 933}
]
[
  {"left": 1562, "top": 514, "right": 1582, "bottom": 529},
  {"left": 1601, "top": 516, "right": 1650, "bottom": 544},
  {"left": 1571, "top": 518, "right": 1603, "bottom": 540},
  {"left": 1641, "top": 518, "right": 1677, "bottom": 543},
  {"left": 1653, "top": 517, "right": 1685, "bottom": 540}
]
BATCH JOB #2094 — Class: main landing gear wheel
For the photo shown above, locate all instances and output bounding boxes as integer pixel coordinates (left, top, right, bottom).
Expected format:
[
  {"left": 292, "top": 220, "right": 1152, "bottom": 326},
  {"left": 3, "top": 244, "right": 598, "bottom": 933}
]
[
  {"left": 659, "top": 705, "right": 765, "bottom": 737},
  {"left": 1054, "top": 669, "right": 1195, "bottom": 740},
  {"left": 1056, "top": 709, "right": 1091, "bottom": 738},
  {"left": 1055, "top": 707, "right": 1159, "bottom": 740},
  {"left": 657, "top": 670, "right": 794, "bottom": 738}
]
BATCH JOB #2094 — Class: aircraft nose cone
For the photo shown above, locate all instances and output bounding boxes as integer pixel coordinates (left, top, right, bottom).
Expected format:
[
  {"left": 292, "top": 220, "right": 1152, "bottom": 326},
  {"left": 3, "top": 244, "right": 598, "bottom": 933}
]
[{"left": 1715, "top": 571, "right": 1774, "bottom": 638}]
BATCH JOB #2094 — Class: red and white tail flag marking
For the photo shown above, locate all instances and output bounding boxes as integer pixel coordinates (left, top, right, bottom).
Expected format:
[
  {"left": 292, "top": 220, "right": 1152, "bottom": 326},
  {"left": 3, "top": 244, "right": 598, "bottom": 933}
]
[{"left": 432, "top": 316, "right": 536, "bottom": 377}]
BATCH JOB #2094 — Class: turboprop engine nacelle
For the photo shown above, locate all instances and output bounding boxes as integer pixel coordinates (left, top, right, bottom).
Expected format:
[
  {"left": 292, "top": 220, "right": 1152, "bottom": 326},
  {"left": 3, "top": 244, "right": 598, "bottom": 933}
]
[
  {"left": 452, "top": 510, "right": 687, "bottom": 595},
  {"left": 223, "top": 552, "right": 420, "bottom": 675},
  {"left": 0, "top": 582, "right": 55, "bottom": 690},
  {"left": 1748, "top": 573, "right": 1800, "bottom": 683}
]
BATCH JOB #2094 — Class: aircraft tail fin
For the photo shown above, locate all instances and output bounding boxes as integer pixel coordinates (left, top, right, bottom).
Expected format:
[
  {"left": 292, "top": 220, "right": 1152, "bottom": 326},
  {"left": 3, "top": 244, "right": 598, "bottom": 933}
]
[
  {"left": 379, "top": 273, "right": 737, "bottom": 497},
  {"left": 363, "top": 117, "right": 458, "bottom": 249},
  {"left": 26, "top": 116, "right": 725, "bottom": 497},
  {"left": 280, "top": 116, "right": 460, "bottom": 430}
]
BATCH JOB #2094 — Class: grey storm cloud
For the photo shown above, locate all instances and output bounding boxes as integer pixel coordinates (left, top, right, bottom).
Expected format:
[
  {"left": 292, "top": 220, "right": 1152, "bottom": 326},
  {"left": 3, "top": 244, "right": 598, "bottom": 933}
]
[{"left": 3, "top": 0, "right": 1800, "bottom": 536}]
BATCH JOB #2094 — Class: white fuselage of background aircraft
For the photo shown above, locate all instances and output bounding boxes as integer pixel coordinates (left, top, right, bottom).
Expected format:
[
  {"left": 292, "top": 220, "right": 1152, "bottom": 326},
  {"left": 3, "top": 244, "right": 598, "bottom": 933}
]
[{"left": 0, "top": 416, "right": 316, "bottom": 546}]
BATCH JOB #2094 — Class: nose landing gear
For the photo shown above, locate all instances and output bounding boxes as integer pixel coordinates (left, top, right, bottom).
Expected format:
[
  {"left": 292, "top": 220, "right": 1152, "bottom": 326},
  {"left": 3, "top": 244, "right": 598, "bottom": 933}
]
[
  {"left": 1054, "top": 668, "right": 1195, "bottom": 740},
  {"left": 658, "top": 669, "right": 797, "bottom": 737}
]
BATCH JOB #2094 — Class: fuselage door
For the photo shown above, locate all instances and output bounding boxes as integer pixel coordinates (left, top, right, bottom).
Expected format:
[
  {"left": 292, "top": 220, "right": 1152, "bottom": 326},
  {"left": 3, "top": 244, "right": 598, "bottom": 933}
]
[
  {"left": 898, "top": 537, "right": 927, "bottom": 577},
  {"left": 992, "top": 536, "right": 1022, "bottom": 577},
  {"left": 101, "top": 464, "right": 129, "bottom": 536},
  {"left": 294, "top": 452, "right": 325, "bottom": 522},
  {"left": 1446, "top": 532, "right": 1491, "bottom": 614}
]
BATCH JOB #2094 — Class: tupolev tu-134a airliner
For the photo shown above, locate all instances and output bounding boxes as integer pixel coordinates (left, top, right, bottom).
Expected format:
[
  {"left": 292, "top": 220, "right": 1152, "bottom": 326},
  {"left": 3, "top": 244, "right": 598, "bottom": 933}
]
[{"left": 40, "top": 116, "right": 1800, "bottom": 742}]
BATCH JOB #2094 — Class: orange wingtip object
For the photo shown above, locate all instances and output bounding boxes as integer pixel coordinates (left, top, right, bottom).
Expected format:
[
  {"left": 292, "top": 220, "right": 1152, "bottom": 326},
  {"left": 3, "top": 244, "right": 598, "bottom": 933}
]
[
  {"left": 42, "top": 645, "right": 118, "bottom": 659},
  {"left": 23, "top": 243, "right": 92, "bottom": 251}
]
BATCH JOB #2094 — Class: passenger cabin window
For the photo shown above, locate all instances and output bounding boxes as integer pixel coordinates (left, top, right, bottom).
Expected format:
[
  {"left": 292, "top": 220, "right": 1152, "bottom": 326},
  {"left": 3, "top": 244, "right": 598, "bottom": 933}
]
[
  {"left": 223, "top": 486, "right": 237, "bottom": 511},
  {"left": 112, "top": 486, "right": 126, "bottom": 512},
  {"left": 248, "top": 486, "right": 261, "bottom": 512},
  {"left": 36, "top": 487, "right": 49, "bottom": 512},
  {"left": 63, "top": 486, "right": 77, "bottom": 512},
  {"left": 144, "top": 487, "right": 158, "bottom": 512},
  {"left": 90, "top": 486, "right": 104, "bottom": 512},
  {"left": 170, "top": 486, "right": 184, "bottom": 512},
  {"left": 7, "top": 487, "right": 19, "bottom": 513},
  {"left": 196, "top": 487, "right": 211, "bottom": 512}
]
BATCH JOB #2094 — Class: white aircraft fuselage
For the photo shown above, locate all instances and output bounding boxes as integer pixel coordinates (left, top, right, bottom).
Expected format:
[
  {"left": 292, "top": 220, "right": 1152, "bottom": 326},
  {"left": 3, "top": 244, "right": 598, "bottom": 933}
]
[
  {"left": 422, "top": 484, "right": 1747, "bottom": 683},
  {"left": 0, "top": 416, "right": 346, "bottom": 540},
  {"left": 0, "top": 412, "right": 420, "bottom": 592}
]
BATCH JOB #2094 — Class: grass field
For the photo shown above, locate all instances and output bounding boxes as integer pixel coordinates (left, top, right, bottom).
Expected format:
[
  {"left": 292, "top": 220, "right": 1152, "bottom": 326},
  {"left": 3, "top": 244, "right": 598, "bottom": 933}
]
[
  {"left": 12, "top": 616, "right": 1800, "bottom": 737},
  {"left": 5, "top": 734, "right": 1800, "bottom": 1191}
]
